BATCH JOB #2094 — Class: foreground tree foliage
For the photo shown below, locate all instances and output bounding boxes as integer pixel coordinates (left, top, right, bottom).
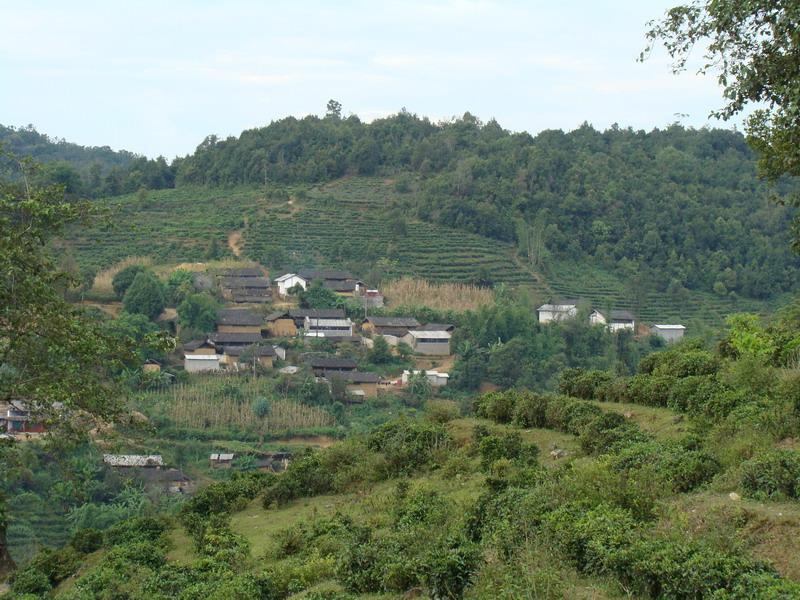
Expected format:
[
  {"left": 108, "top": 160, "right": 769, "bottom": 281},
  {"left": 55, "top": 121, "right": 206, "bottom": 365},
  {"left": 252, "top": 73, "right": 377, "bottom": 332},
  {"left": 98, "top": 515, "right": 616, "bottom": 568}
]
[
  {"left": 644, "top": 0, "right": 800, "bottom": 249},
  {"left": 0, "top": 158, "right": 161, "bottom": 577}
]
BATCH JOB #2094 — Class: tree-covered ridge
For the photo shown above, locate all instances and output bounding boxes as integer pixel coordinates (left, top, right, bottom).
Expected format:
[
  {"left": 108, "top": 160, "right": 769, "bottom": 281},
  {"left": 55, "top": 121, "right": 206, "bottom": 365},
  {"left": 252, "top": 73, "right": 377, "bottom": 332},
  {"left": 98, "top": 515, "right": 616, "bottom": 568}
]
[
  {"left": 9, "top": 112, "right": 800, "bottom": 300},
  {"left": 177, "top": 114, "right": 798, "bottom": 299},
  {"left": 0, "top": 125, "right": 175, "bottom": 198}
]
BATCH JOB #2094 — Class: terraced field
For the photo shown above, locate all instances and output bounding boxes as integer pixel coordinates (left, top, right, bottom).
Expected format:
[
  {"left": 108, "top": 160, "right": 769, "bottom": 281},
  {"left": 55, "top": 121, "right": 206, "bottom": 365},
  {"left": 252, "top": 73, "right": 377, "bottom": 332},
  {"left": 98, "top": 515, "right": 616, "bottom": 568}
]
[
  {"left": 61, "top": 176, "right": 783, "bottom": 325},
  {"left": 63, "top": 186, "right": 263, "bottom": 272},
  {"left": 546, "top": 260, "right": 781, "bottom": 326}
]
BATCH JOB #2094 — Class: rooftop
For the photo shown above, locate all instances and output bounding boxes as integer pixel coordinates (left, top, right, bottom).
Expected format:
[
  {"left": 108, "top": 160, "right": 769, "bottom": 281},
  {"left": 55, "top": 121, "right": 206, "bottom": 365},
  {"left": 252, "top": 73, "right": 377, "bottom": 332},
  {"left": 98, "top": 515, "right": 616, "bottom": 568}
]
[
  {"left": 217, "top": 308, "right": 263, "bottom": 326},
  {"left": 307, "top": 356, "right": 358, "bottom": 369},
  {"left": 406, "top": 330, "right": 452, "bottom": 340},
  {"left": 222, "top": 344, "right": 276, "bottom": 357},
  {"left": 364, "top": 316, "right": 420, "bottom": 328},
  {"left": 322, "top": 370, "right": 380, "bottom": 383},
  {"left": 220, "top": 276, "right": 271, "bottom": 288},
  {"left": 298, "top": 269, "right": 354, "bottom": 281},
  {"left": 103, "top": 454, "right": 164, "bottom": 468},
  {"left": 210, "top": 332, "right": 264, "bottom": 344}
]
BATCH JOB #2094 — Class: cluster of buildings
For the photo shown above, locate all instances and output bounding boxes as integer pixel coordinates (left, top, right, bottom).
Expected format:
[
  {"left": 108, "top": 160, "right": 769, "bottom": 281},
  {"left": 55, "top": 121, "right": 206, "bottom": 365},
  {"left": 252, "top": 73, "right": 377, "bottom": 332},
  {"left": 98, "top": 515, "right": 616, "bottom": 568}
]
[{"left": 536, "top": 300, "right": 685, "bottom": 342}]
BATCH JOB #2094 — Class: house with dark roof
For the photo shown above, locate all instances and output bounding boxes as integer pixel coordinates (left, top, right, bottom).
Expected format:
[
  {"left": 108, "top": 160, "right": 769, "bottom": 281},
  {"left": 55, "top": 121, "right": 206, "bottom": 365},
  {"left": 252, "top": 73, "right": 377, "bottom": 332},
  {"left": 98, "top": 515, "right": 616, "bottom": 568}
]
[
  {"left": 362, "top": 316, "right": 420, "bottom": 336},
  {"left": 306, "top": 356, "right": 357, "bottom": 376},
  {"left": 217, "top": 308, "right": 263, "bottom": 333},
  {"left": 589, "top": 309, "right": 636, "bottom": 332},
  {"left": 220, "top": 267, "right": 265, "bottom": 278},
  {"left": 417, "top": 323, "right": 455, "bottom": 332},
  {"left": 403, "top": 329, "right": 452, "bottom": 356},
  {"left": 321, "top": 370, "right": 380, "bottom": 400},
  {"left": 221, "top": 344, "right": 276, "bottom": 369},
  {"left": 210, "top": 332, "right": 264, "bottom": 348},
  {"left": 298, "top": 269, "right": 354, "bottom": 282},
  {"left": 219, "top": 276, "right": 271, "bottom": 303},
  {"left": 304, "top": 317, "right": 354, "bottom": 338}
]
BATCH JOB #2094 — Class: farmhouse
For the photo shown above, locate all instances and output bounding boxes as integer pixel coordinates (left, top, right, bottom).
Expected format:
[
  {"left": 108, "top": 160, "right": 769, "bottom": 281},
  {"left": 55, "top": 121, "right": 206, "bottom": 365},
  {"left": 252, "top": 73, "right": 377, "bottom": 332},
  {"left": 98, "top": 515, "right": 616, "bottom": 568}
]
[
  {"left": 362, "top": 316, "right": 420, "bottom": 336},
  {"left": 403, "top": 329, "right": 452, "bottom": 356},
  {"left": 138, "top": 468, "right": 193, "bottom": 493},
  {"left": 298, "top": 269, "right": 354, "bottom": 283},
  {"left": 183, "top": 340, "right": 220, "bottom": 372},
  {"left": 589, "top": 309, "right": 636, "bottom": 332},
  {"left": 264, "top": 309, "right": 348, "bottom": 337},
  {"left": 253, "top": 452, "right": 292, "bottom": 472},
  {"left": 321, "top": 370, "right": 380, "bottom": 399},
  {"left": 210, "top": 332, "right": 263, "bottom": 348},
  {"left": 307, "top": 356, "right": 358, "bottom": 376},
  {"left": 0, "top": 400, "right": 49, "bottom": 435},
  {"left": 324, "top": 279, "right": 364, "bottom": 296},
  {"left": 651, "top": 324, "right": 686, "bottom": 343},
  {"left": 219, "top": 276, "right": 271, "bottom": 303},
  {"left": 304, "top": 316, "right": 354, "bottom": 338},
  {"left": 361, "top": 289, "right": 384, "bottom": 308},
  {"left": 184, "top": 354, "right": 220, "bottom": 372},
  {"left": 216, "top": 308, "right": 263, "bottom": 333},
  {"left": 401, "top": 370, "right": 450, "bottom": 387},
  {"left": 210, "top": 453, "right": 235, "bottom": 469},
  {"left": 274, "top": 273, "right": 308, "bottom": 296},
  {"left": 266, "top": 310, "right": 299, "bottom": 337},
  {"left": 537, "top": 300, "right": 579, "bottom": 323},
  {"left": 221, "top": 344, "right": 276, "bottom": 369}
]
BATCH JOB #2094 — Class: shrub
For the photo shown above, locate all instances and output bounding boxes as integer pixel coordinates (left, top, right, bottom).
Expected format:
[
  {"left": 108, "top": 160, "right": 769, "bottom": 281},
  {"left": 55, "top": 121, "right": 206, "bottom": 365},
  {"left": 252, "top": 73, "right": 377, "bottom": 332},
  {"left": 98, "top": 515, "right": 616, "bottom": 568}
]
[
  {"left": 578, "top": 413, "right": 647, "bottom": 455},
  {"left": 70, "top": 528, "right": 104, "bottom": 553},
  {"left": 478, "top": 431, "right": 538, "bottom": 470},
  {"left": 558, "top": 369, "right": 613, "bottom": 400},
  {"left": 610, "top": 441, "right": 719, "bottom": 492},
  {"left": 740, "top": 449, "right": 800, "bottom": 500},
  {"left": 10, "top": 567, "right": 51, "bottom": 595},
  {"left": 512, "top": 391, "right": 550, "bottom": 428},
  {"left": 112, "top": 264, "right": 147, "bottom": 299},
  {"left": 122, "top": 270, "right": 166, "bottom": 319},
  {"left": 474, "top": 391, "right": 517, "bottom": 423},
  {"left": 426, "top": 399, "right": 460, "bottom": 423}
]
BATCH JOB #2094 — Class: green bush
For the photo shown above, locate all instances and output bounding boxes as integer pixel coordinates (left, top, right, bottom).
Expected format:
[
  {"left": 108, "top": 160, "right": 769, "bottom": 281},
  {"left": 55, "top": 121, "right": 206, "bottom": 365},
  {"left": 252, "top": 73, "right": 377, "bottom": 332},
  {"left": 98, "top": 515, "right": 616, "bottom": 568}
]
[
  {"left": 558, "top": 369, "right": 613, "bottom": 400},
  {"left": 10, "top": 567, "right": 52, "bottom": 595},
  {"left": 122, "top": 270, "right": 166, "bottom": 319},
  {"left": 512, "top": 391, "right": 550, "bottom": 428},
  {"left": 112, "top": 264, "right": 147, "bottom": 299},
  {"left": 740, "top": 449, "right": 800, "bottom": 500},
  {"left": 474, "top": 391, "right": 517, "bottom": 423},
  {"left": 70, "top": 528, "right": 104, "bottom": 553}
]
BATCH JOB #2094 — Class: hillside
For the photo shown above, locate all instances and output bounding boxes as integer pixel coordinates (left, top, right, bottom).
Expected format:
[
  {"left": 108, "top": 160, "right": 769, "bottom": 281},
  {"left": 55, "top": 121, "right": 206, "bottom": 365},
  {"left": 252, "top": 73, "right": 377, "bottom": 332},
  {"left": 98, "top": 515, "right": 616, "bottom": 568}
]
[
  {"left": 12, "top": 330, "right": 800, "bottom": 598},
  {"left": 62, "top": 175, "right": 783, "bottom": 326}
]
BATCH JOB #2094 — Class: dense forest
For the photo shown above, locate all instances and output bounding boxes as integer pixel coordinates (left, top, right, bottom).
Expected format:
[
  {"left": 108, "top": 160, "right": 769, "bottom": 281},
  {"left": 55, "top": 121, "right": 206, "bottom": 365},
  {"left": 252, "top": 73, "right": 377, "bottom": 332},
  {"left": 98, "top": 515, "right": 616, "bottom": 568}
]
[{"left": 4, "top": 111, "right": 798, "bottom": 301}]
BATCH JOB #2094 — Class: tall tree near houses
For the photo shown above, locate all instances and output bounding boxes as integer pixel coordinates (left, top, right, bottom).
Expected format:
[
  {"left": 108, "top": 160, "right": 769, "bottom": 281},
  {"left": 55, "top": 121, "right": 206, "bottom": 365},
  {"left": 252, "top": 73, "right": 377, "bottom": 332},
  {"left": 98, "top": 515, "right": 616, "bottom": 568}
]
[
  {"left": 0, "top": 155, "right": 166, "bottom": 576},
  {"left": 643, "top": 0, "right": 800, "bottom": 250}
]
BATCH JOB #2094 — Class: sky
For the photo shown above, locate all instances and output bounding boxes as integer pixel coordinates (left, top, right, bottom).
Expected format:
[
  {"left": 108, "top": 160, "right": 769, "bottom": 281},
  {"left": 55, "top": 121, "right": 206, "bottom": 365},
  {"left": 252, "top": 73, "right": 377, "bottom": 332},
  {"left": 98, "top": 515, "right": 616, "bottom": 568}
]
[{"left": 0, "top": 0, "right": 736, "bottom": 159}]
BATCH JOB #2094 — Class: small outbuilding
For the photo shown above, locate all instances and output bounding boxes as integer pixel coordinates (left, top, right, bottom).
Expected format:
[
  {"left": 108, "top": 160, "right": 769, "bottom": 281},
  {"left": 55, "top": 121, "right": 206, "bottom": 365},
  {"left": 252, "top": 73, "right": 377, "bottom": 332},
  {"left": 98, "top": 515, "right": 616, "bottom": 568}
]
[
  {"left": 402, "top": 329, "right": 452, "bottom": 356},
  {"left": 651, "top": 324, "right": 686, "bottom": 343}
]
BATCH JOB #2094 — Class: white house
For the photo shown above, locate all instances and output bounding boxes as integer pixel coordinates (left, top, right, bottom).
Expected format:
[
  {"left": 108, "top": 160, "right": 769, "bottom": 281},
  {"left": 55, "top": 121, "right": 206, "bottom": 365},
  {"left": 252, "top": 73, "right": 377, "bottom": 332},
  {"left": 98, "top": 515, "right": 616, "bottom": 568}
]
[
  {"left": 184, "top": 354, "right": 220, "bottom": 373},
  {"left": 537, "top": 300, "right": 579, "bottom": 323},
  {"left": 651, "top": 324, "right": 686, "bottom": 343},
  {"left": 275, "top": 273, "right": 308, "bottom": 297},
  {"left": 401, "top": 370, "right": 449, "bottom": 387},
  {"left": 304, "top": 317, "right": 354, "bottom": 338},
  {"left": 589, "top": 309, "right": 636, "bottom": 332}
]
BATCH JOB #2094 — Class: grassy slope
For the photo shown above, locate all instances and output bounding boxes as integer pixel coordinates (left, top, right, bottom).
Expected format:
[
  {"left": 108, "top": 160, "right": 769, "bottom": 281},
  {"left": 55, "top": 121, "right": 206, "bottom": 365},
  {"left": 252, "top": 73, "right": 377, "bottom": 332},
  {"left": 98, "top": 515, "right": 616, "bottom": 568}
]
[{"left": 62, "top": 176, "right": 785, "bottom": 325}]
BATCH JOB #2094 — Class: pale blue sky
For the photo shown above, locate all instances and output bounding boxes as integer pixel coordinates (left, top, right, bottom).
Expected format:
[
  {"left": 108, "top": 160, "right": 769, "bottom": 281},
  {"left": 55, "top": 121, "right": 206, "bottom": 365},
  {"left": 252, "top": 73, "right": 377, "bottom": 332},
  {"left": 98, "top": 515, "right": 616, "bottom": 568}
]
[{"left": 0, "top": 0, "right": 734, "bottom": 158}]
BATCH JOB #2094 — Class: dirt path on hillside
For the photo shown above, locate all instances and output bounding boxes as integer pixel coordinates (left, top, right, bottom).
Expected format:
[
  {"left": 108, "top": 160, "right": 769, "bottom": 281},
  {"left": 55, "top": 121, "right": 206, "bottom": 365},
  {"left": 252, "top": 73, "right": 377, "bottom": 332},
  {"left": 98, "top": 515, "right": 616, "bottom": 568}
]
[{"left": 228, "top": 230, "right": 243, "bottom": 257}]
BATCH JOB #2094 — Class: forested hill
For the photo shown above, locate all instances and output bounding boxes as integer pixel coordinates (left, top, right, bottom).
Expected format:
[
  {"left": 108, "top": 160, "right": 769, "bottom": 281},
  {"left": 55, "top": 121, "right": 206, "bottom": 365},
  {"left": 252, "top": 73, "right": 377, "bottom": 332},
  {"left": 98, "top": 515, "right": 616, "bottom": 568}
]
[
  {"left": 174, "top": 113, "right": 799, "bottom": 300},
  {"left": 0, "top": 124, "right": 174, "bottom": 197},
  {"left": 16, "top": 111, "right": 800, "bottom": 302}
]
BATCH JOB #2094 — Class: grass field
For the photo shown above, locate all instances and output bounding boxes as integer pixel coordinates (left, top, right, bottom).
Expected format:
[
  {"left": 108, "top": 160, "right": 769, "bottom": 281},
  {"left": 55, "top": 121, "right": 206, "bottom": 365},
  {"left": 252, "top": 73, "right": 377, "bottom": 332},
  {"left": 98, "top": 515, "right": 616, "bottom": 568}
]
[{"left": 60, "top": 176, "right": 787, "bottom": 325}]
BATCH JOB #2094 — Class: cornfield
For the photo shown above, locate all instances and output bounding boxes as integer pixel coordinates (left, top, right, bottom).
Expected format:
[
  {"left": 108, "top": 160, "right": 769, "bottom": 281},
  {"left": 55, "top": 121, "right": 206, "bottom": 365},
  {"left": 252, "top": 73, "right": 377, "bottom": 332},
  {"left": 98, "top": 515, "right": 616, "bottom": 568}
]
[
  {"left": 160, "top": 379, "right": 334, "bottom": 432},
  {"left": 383, "top": 277, "right": 494, "bottom": 312}
]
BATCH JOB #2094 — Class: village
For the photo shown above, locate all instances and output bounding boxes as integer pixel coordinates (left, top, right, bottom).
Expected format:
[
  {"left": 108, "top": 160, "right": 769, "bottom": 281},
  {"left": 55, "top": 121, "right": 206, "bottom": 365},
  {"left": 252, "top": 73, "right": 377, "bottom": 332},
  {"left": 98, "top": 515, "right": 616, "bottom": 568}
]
[{"left": 0, "top": 262, "right": 691, "bottom": 500}]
